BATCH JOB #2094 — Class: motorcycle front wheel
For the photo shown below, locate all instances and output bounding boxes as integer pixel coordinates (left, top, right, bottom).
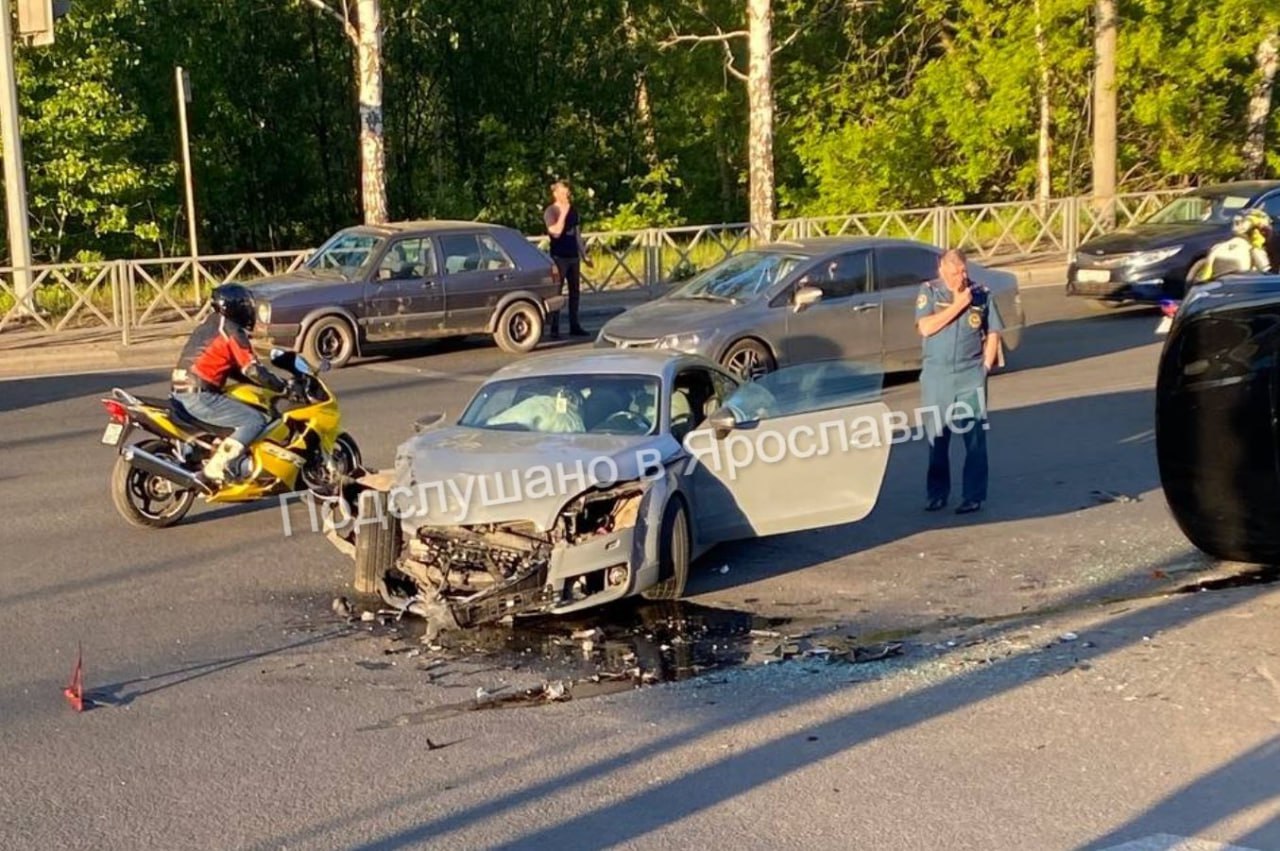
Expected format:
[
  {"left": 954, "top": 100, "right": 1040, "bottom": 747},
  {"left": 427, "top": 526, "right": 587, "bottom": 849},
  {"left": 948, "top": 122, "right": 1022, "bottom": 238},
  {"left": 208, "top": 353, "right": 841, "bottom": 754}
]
[
  {"left": 110, "top": 439, "right": 197, "bottom": 529},
  {"left": 301, "top": 433, "right": 363, "bottom": 499}
]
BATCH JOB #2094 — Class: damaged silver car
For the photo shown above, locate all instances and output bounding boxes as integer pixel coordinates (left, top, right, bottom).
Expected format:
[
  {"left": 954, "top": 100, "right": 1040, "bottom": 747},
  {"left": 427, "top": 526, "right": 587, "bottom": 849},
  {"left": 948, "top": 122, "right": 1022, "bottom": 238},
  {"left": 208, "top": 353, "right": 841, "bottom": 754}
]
[{"left": 329, "top": 349, "right": 893, "bottom": 633}]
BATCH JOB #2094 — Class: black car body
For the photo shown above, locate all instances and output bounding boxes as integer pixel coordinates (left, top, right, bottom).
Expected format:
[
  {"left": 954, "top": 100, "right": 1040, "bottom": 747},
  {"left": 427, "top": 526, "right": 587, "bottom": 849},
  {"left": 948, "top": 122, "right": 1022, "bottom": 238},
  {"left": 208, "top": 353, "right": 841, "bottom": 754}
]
[
  {"left": 1067, "top": 181, "right": 1280, "bottom": 305},
  {"left": 1155, "top": 273, "right": 1280, "bottom": 563},
  {"left": 248, "top": 220, "right": 563, "bottom": 367}
]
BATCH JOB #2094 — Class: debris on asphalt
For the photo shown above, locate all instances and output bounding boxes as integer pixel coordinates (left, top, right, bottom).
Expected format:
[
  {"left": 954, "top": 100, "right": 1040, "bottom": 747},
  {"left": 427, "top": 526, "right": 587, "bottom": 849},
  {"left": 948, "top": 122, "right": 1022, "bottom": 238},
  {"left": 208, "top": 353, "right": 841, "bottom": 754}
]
[
  {"left": 850, "top": 643, "right": 904, "bottom": 664},
  {"left": 1059, "top": 632, "right": 1079, "bottom": 642},
  {"left": 360, "top": 611, "right": 377, "bottom": 623},
  {"left": 1091, "top": 489, "right": 1139, "bottom": 504},
  {"left": 331, "top": 597, "right": 353, "bottom": 620}
]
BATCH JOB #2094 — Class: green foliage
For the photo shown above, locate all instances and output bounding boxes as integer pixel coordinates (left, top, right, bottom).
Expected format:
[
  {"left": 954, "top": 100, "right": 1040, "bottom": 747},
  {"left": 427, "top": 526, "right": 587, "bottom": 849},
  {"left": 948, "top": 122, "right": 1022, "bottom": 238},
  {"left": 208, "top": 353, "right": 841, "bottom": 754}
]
[{"left": 0, "top": 0, "right": 1277, "bottom": 265}]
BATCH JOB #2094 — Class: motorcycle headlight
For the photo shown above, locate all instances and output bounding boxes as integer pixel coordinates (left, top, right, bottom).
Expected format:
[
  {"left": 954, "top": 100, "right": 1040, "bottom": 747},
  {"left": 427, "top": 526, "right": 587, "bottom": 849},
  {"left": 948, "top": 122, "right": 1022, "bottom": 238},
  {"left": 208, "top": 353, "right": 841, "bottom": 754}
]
[
  {"left": 656, "top": 332, "right": 701, "bottom": 351},
  {"left": 1127, "top": 246, "right": 1182, "bottom": 267},
  {"left": 256, "top": 302, "right": 271, "bottom": 325}
]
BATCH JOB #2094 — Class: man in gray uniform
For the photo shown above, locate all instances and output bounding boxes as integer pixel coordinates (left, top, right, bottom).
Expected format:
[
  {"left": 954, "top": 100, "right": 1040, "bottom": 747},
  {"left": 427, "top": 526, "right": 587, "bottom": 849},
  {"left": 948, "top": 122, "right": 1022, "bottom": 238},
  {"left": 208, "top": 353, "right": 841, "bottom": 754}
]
[{"left": 914, "top": 249, "right": 1004, "bottom": 514}]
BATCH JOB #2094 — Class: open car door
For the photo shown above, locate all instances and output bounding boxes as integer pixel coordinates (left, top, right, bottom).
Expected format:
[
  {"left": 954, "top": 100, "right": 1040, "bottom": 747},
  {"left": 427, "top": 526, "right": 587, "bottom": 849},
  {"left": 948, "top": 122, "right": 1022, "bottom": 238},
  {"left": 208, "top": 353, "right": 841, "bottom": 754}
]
[{"left": 682, "top": 359, "right": 892, "bottom": 543}]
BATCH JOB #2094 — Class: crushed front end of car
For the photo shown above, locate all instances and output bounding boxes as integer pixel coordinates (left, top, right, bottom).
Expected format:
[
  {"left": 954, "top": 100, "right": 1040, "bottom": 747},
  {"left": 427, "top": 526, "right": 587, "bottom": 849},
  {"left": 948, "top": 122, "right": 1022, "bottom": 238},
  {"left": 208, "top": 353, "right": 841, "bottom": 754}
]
[{"left": 337, "top": 442, "right": 676, "bottom": 637}]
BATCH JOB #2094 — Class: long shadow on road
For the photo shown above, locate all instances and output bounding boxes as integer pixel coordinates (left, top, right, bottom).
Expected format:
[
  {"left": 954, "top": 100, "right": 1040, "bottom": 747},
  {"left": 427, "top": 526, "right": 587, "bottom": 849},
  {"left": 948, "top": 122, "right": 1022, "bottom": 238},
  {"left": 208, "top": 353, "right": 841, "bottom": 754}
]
[
  {"left": 0, "top": 369, "right": 168, "bottom": 414},
  {"left": 250, "top": 548, "right": 1266, "bottom": 851},
  {"left": 686, "top": 387, "right": 1161, "bottom": 599}
]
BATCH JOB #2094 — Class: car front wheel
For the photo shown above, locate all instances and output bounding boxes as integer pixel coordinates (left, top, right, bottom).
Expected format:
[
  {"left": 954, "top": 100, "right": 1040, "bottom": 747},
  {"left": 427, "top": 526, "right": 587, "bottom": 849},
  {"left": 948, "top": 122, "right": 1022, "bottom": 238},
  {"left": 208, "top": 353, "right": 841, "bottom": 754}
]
[
  {"left": 721, "top": 338, "right": 775, "bottom": 380},
  {"left": 303, "top": 316, "right": 357, "bottom": 368},
  {"left": 641, "top": 497, "right": 691, "bottom": 601}
]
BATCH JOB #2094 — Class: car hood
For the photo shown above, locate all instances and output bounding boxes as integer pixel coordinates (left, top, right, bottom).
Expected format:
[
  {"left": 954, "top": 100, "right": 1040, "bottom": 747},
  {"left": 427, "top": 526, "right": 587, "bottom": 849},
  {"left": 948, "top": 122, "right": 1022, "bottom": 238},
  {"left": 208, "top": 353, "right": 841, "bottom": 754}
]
[
  {"left": 389, "top": 426, "right": 678, "bottom": 532},
  {"left": 602, "top": 296, "right": 738, "bottom": 338},
  {"left": 1078, "top": 223, "right": 1225, "bottom": 256},
  {"left": 245, "top": 270, "right": 352, "bottom": 300}
]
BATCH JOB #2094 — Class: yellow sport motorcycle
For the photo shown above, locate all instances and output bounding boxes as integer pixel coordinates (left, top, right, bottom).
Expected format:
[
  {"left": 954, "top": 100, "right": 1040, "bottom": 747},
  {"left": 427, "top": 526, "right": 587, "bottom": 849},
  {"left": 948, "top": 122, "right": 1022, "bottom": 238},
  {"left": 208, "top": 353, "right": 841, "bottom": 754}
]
[{"left": 99, "top": 349, "right": 363, "bottom": 528}]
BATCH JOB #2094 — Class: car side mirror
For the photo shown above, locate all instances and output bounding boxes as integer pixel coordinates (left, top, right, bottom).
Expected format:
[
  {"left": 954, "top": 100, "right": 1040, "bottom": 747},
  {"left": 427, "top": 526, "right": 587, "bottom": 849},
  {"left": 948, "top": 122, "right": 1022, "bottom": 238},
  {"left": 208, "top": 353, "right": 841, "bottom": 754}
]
[
  {"left": 793, "top": 285, "right": 823, "bottom": 313},
  {"left": 706, "top": 406, "right": 739, "bottom": 438},
  {"left": 413, "top": 412, "right": 445, "bottom": 433},
  {"left": 376, "top": 267, "right": 394, "bottom": 281}
]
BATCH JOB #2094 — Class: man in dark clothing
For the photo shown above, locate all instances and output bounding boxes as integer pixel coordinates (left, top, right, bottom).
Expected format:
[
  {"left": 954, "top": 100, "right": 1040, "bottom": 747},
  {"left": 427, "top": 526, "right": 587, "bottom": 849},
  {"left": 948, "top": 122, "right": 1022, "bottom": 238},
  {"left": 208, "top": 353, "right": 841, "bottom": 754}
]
[
  {"left": 171, "top": 283, "right": 292, "bottom": 484},
  {"left": 544, "top": 180, "right": 591, "bottom": 337}
]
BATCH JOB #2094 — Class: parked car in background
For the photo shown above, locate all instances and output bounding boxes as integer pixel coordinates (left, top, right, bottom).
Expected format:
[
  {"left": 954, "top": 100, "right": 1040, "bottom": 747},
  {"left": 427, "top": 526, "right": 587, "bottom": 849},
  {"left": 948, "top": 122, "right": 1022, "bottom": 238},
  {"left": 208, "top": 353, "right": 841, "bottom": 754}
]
[
  {"left": 595, "top": 237, "right": 1024, "bottom": 380},
  {"left": 247, "top": 221, "right": 563, "bottom": 367},
  {"left": 1066, "top": 181, "right": 1280, "bottom": 308}
]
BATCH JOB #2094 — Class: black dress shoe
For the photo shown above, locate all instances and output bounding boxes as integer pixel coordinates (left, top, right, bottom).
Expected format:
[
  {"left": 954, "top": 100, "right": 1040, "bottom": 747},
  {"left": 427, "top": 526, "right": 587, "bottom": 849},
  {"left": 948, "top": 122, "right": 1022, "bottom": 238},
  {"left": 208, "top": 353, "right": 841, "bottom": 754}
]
[
  {"left": 956, "top": 500, "right": 982, "bottom": 514},
  {"left": 925, "top": 498, "right": 946, "bottom": 511}
]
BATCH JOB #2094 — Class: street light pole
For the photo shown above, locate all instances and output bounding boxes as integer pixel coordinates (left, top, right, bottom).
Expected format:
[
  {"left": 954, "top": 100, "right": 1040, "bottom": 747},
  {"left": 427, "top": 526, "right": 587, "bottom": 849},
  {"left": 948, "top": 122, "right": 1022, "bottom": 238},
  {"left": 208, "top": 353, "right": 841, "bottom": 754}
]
[{"left": 0, "top": 1, "right": 35, "bottom": 315}]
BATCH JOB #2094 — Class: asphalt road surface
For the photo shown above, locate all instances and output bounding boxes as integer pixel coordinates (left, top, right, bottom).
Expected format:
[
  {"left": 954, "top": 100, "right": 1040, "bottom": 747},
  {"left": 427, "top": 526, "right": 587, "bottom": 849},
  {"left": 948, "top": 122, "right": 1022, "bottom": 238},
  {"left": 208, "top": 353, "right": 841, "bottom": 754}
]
[{"left": 3, "top": 290, "right": 1279, "bottom": 850}]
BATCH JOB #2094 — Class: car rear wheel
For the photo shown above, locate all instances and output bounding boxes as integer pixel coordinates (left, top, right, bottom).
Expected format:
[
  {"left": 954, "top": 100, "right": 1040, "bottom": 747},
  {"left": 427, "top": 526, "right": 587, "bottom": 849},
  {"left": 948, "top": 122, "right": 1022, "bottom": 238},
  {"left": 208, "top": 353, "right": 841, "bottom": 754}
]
[
  {"left": 303, "top": 316, "right": 357, "bottom": 369},
  {"left": 642, "top": 498, "right": 691, "bottom": 601},
  {"left": 721, "top": 338, "right": 775, "bottom": 381},
  {"left": 494, "top": 301, "right": 543, "bottom": 354}
]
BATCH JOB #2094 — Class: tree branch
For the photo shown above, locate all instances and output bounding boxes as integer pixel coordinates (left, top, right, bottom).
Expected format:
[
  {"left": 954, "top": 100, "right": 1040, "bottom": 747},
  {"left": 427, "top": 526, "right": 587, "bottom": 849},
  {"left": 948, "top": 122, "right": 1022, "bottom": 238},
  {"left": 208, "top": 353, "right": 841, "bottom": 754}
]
[
  {"left": 301, "top": 0, "right": 358, "bottom": 45},
  {"left": 659, "top": 30, "right": 747, "bottom": 47},
  {"left": 722, "top": 39, "right": 747, "bottom": 82}
]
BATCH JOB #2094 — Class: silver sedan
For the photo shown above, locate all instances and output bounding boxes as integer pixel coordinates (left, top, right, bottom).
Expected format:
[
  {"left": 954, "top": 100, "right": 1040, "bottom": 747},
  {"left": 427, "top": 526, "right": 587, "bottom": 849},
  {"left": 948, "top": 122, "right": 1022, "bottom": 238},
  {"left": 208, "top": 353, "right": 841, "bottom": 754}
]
[
  {"left": 596, "top": 237, "right": 1025, "bottom": 379},
  {"left": 331, "top": 348, "right": 893, "bottom": 633}
]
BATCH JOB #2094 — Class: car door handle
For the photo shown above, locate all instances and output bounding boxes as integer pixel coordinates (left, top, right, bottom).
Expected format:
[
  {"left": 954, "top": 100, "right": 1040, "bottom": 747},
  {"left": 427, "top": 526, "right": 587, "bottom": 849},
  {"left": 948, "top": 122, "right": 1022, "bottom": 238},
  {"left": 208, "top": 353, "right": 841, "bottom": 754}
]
[
  {"left": 851, "top": 303, "right": 876, "bottom": 312},
  {"left": 496, "top": 273, "right": 511, "bottom": 282}
]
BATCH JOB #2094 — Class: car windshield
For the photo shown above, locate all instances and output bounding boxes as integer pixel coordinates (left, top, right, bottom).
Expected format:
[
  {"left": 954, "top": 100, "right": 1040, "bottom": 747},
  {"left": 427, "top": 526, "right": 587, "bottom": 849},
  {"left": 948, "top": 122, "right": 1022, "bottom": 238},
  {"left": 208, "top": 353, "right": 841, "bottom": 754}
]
[
  {"left": 670, "top": 251, "right": 806, "bottom": 302},
  {"left": 459, "top": 374, "right": 662, "bottom": 436},
  {"left": 304, "top": 231, "right": 385, "bottom": 276},
  {"left": 1144, "top": 193, "right": 1252, "bottom": 224}
]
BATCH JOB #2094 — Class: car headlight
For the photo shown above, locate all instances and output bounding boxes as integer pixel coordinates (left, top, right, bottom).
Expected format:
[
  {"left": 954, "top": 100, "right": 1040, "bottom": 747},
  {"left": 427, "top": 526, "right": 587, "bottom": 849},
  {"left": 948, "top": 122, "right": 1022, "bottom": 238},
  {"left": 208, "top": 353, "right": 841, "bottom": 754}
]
[
  {"left": 656, "top": 332, "right": 701, "bottom": 351},
  {"left": 1127, "top": 246, "right": 1182, "bottom": 267},
  {"left": 256, "top": 302, "right": 271, "bottom": 324}
]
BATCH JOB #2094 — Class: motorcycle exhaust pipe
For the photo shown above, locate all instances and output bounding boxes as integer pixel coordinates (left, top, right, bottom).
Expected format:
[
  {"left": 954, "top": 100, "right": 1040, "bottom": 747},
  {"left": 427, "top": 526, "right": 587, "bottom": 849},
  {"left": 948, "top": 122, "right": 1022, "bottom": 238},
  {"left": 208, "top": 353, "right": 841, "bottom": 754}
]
[{"left": 122, "top": 445, "right": 208, "bottom": 492}]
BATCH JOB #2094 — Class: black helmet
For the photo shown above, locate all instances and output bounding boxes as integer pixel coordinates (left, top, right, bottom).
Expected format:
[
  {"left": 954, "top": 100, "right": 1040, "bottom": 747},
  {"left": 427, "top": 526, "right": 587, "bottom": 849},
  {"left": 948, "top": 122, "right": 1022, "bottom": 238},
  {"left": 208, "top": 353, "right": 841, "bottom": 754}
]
[{"left": 210, "top": 283, "right": 256, "bottom": 329}]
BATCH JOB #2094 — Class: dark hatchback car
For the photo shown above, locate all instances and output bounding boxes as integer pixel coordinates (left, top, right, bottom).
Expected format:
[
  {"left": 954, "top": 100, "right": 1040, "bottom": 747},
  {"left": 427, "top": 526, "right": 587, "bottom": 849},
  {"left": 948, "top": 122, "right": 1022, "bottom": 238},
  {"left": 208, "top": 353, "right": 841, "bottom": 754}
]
[
  {"left": 247, "top": 220, "right": 563, "bottom": 367},
  {"left": 1156, "top": 273, "right": 1280, "bottom": 564},
  {"left": 1067, "top": 181, "right": 1280, "bottom": 307}
]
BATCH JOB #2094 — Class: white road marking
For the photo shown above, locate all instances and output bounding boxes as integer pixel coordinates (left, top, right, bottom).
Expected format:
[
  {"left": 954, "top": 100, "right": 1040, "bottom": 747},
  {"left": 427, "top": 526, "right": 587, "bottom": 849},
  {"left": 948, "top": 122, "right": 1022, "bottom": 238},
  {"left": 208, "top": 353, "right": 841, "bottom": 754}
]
[
  {"left": 1100, "top": 835, "right": 1264, "bottom": 851},
  {"left": 362, "top": 363, "right": 490, "bottom": 382}
]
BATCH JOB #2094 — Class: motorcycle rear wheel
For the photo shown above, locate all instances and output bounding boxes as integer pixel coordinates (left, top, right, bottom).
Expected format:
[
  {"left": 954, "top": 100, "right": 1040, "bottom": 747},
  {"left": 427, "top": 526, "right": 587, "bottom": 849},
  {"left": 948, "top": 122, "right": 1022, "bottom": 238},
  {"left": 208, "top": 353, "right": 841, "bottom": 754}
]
[{"left": 110, "top": 439, "right": 197, "bottom": 529}]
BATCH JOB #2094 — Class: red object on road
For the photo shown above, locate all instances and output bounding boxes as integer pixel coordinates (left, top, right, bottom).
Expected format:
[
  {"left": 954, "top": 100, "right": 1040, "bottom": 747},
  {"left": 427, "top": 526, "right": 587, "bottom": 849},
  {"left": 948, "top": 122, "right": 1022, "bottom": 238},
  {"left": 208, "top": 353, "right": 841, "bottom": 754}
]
[{"left": 63, "top": 643, "right": 84, "bottom": 712}]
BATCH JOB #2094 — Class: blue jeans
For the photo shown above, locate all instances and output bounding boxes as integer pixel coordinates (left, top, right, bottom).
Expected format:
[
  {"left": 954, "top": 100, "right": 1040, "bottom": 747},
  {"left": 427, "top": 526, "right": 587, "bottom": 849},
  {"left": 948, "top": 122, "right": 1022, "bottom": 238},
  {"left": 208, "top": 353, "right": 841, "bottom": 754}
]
[
  {"left": 174, "top": 391, "right": 268, "bottom": 445},
  {"left": 926, "top": 416, "right": 988, "bottom": 504}
]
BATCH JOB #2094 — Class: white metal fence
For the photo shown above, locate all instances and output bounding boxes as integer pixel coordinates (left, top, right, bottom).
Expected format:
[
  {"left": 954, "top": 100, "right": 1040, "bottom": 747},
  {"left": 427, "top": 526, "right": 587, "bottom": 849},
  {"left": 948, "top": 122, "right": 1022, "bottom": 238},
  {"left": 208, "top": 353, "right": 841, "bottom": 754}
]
[{"left": 0, "top": 190, "right": 1183, "bottom": 345}]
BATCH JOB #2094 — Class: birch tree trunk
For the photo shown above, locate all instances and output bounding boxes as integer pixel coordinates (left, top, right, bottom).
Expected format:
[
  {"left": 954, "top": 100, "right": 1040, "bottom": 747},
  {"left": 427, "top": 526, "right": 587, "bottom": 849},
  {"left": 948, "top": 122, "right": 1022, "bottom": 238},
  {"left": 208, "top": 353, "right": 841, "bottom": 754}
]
[
  {"left": 1034, "top": 0, "right": 1052, "bottom": 205},
  {"left": 1243, "top": 31, "right": 1280, "bottom": 179},
  {"left": 355, "top": 0, "right": 387, "bottom": 224},
  {"left": 1092, "top": 0, "right": 1117, "bottom": 219},
  {"left": 623, "top": 1, "right": 659, "bottom": 168},
  {"left": 746, "top": 0, "right": 774, "bottom": 242}
]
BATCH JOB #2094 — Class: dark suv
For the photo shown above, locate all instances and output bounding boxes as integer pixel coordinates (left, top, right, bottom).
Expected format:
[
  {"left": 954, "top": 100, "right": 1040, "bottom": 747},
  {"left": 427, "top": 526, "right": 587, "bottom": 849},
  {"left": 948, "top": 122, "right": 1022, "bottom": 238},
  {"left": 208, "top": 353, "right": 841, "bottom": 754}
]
[
  {"left": 248, "top": 220, "right": 563, "bottom": 367},
  {"left": 1066, "top": 181, "right": 1280, "bottom": 306}
]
